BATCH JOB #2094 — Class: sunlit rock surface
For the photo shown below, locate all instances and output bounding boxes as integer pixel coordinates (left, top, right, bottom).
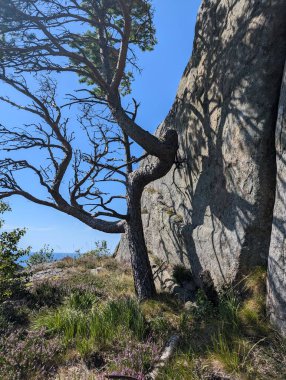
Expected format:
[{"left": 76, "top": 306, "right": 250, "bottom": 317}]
[
  {"left": 268, "top": 63, "right": 286, "bottom": 337},
  {"left": 116, "top": 0, "right": 286, "bottom": 289}
]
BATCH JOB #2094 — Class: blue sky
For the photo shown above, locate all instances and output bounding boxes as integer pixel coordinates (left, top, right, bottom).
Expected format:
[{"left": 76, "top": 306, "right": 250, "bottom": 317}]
[{"left": 1, "top": 0, "right": 201, "bottom": 253}]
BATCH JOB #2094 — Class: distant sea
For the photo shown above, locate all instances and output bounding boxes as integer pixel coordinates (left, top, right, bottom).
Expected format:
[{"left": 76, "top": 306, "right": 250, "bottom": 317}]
[{"left": 19, "top": 252, "right": 78, "bottom": 267}]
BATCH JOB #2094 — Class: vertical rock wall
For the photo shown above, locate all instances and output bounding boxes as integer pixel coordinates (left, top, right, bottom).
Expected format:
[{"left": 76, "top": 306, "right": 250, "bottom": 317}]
[
  {"left": 116, "top": 0, "right": 286, "bottom": 288},
  {"left": 267, "top": 63, "right": 286, "bottom": 337}
]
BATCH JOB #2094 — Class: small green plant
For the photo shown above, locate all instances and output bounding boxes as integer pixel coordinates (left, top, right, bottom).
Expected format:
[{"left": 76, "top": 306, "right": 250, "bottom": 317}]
[
  {"left": 84, "top": 240, "right": 110, "bottom": 258},
  {"left": 217, "top": 290, "right": 240, "bottom": 332},
  {"left": 238, "top": 267, "right": 269, "bottom": 336},
  {"left": 145, "top": 187, "right": 158, "bottom": 195},
  {"left": 26, "top": 245, "right": 54, "bottom": 266},
  {"left": 67, "top": 290, "right": 97, "bottom": 310},
  {"left": 193, "top": 289, "right": 214, "bottom": 320},
  {"left": 0, "top": 202, "right": 30, "bottom": 303},
  {"left": 210, "top": 331, "right": 243, "bottom": 372},
  {"left": 149, "top": 315, "right": 170, "bottom": 338},
  {"left": 164, "top": 207, "right": 176, "bottom": 217}
]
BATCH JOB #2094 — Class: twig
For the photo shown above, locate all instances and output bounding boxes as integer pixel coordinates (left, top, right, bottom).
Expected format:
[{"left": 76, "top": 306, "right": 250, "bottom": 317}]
[{"left": 241, "top": 337, "right": 266, "bottom": 368}]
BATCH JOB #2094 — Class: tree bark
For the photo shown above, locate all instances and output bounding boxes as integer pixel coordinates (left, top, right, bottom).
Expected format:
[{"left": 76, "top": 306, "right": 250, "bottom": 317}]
[
  {"left": 124, "top": 129, "right": 179, "bottom": 300},
  {"left": 126, "top": 186, "right": 156, "bottom": 300}
]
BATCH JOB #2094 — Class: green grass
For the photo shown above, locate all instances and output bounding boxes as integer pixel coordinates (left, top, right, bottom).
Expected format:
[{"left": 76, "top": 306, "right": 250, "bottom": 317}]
[
  {"left": 67, "top": 290, "right": 97, "bottom": 310},
  {"left": 157, "top": 353, "right": 200, "bottom": 380},
  {"left": 158, "top": 267, "right": 286, "bottom": 379},
  {"left": 34, "top": 294, "right": 146, "bottom": 355},
  {"left": 2, "top": 256, "right": 286, "bottom": 380},
  {"left": 210, "top": 332, "right": 247, "bottom": 372}
]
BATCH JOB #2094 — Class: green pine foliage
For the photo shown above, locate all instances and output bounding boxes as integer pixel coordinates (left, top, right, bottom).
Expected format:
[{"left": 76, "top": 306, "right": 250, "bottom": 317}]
[
  {"left": 69, "top": 0, "right": 156, "bottom": 94},
  {"left": 0, "top": 202, "right": 30, "bottom": 302}
]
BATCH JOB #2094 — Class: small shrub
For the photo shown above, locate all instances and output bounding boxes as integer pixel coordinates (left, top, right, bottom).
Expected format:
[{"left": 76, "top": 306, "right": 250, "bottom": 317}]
[
  {"left": 243, "top": 267, "right": 266, "bottom": 296},
  {"left": 66, "top": 270, "right": 134, "bottom": 299},
  {"left": 26, "top": 245, "right": 54, "bottom": 266},
  {"left": 193, "top": 289, "right": 214, "bottom": 320},
  {"left": 83, "top": 351, "right": 105, "bottom": 370},
  {"left": 83, "top": 240, "right": 110, "bottom": 258},
  {"left": 56, "top": 256, "right": 75, "bottom": 268},
  {"left": 178, "top": 311, "right": 194, "bottom": 341},
  {"left": 0, "top": 329, "right": 63, "bottom": 380},
  {"left": 141, "top": 295, "right": 182, "bottom": 340},
  {"left": 31, "top": 282, "right": 66, "bottom": 308},
  {"left": 0, "top": 202, "right": 30, "bottom": 303},
  {"left": 64, "top": 272, "right": 106, "bottom": 295},
  {"left": 0, "top": 302, "right": 29, "bottom": 332},
  {"left": 106, "top": 273, "right": 135, "bottom": 297},
  {"left": 108, "top": 339, "right": 160, "bottom": 377},
  {"left": 74, "top": 241, "right": 113, "bottom": 269},
  {"left": 75, "top": 254, "right": 99, "bottom": 269},
  {"left": 152, "top": 256, "right": 166, "bottom": 268},
  {"left": 102, "top": 257, "right": 119, "bottom": 271}
]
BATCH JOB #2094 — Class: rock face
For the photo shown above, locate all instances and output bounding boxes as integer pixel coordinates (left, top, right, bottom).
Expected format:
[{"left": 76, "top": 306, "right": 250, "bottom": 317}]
[
  {"left": 116, "top": 0, "right": 286, "bottom": 288},
  {"left": 267, "top": 63, "right": 286, "bottom": 337}
]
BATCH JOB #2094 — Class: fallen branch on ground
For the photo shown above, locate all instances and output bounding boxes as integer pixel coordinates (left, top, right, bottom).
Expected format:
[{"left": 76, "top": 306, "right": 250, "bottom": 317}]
[{"left": 146, "top": 334, "right": 180, "bottom": 380}]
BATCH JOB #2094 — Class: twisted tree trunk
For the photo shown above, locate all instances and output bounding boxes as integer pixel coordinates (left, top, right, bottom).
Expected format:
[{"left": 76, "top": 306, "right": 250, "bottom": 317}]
[
  {"left": 125, "top": 129, "right": 179, "bottom": 300},
  {"left": 126, "top": 187, "right": 156, "bottom": 300}
]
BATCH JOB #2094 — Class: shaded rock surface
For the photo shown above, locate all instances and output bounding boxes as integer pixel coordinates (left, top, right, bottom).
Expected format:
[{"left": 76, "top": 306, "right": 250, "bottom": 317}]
[
  {"left": 116, "top": 0, "right": 286, "bottom": 288},
  {"left": 152, "top": 261, "right": 197, "bottom": 301},
  {"left": 267, "top": 62, "right": 286, "bottom": 337}
]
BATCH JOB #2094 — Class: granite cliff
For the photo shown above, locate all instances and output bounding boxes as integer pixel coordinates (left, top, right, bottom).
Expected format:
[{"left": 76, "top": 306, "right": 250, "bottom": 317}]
[
  {"left": 116, "top": 0, "right": 286, "bottom": 334},
  {"left": 268, "top": 63, "right": 286, "bottom": 337}
]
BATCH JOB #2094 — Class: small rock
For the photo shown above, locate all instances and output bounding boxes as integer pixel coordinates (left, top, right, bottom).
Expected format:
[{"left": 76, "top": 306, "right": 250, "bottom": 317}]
[
  {"left": 90, "top": 267, "right": 106, "bottom": 275},
  {"left": 31, "top": 268, "right": 64, "bottom": 282},
  {"left": 184, "top": 301, "right": 197, "bottom": 311}
]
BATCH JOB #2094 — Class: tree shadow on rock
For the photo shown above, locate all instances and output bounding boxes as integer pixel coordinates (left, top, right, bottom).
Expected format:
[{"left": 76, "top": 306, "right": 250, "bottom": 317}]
[{"left": 153, "top": 0, "right": 286, "bottom": 287}]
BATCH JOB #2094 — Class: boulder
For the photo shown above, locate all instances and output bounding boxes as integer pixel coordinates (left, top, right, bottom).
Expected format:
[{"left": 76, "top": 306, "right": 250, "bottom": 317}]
[
  {"left": 267, "top": 62, "right": 286, "bottom": 337},
  {"left": 116, "top": 0, "right": 286, "bottom": 288}
]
